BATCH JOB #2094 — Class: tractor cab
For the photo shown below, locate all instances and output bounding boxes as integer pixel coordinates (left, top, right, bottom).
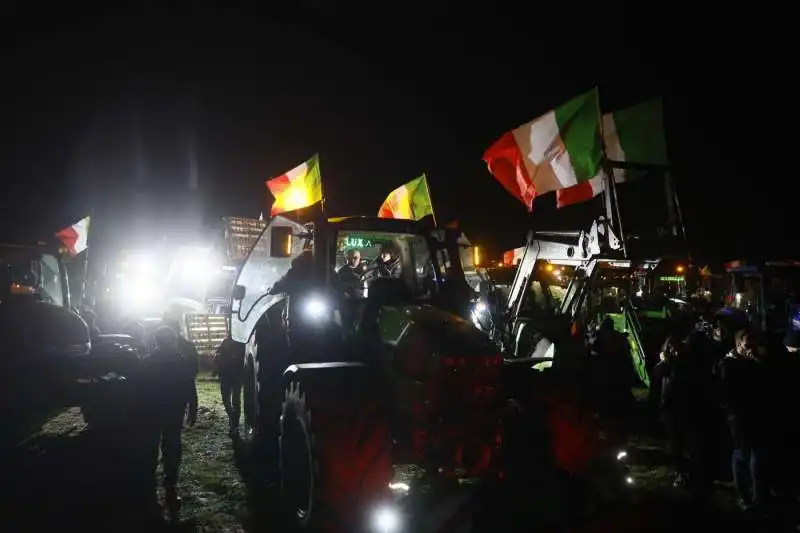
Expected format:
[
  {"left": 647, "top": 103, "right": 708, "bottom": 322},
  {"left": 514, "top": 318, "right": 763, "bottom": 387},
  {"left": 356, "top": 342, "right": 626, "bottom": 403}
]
[
  {"left": 723, "top": 259, "right": 800, "bottom": 335},
  {"left": 230, "top": 215, "right": 470, "bottom": 347},
  {"left": 494, "top": 217, "right": 650, "bottom": 387}
]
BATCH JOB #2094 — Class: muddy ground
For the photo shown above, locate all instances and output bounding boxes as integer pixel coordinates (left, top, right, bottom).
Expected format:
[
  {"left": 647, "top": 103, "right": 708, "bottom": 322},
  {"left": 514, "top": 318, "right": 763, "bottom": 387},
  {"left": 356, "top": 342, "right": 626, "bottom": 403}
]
[{"left": 0, "top": 377, "right": 791, "bottom": 532}]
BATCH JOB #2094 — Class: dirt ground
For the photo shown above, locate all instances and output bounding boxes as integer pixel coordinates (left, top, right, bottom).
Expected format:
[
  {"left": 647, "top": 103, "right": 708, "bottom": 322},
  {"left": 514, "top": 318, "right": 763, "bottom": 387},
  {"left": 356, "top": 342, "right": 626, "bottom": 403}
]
[{"left": 0, "top": 378, "right": 792, "bottom": 533}]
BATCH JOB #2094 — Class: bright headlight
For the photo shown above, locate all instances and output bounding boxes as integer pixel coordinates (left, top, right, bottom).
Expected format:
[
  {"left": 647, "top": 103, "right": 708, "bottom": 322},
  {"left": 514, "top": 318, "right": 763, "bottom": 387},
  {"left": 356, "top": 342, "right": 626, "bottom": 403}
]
[
  {"left": 373, "top": 506, "right": 401, "bottom": 532},
  {"left": 475, "top": 301, "right": 487, "bottom": 313},
  {"left": 302, "top": 295, "right": 329, "bottom": 321},
  {"left": 120, "top": 277, "right": 160, "bottom": 310}
]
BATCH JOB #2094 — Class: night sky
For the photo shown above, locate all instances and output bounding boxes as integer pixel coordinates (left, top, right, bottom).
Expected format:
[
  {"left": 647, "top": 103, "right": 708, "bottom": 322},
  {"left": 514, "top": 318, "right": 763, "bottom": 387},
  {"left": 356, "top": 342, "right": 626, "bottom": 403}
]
[{"left": 0, "top": 5, "right": 785, "bottom": 262}]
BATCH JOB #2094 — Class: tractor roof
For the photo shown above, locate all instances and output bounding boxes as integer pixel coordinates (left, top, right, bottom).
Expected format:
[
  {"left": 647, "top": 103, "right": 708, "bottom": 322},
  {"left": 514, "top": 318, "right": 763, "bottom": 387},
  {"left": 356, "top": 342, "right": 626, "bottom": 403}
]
[{"left": 324, "top": 216, "right": 431, "bottom": 235}]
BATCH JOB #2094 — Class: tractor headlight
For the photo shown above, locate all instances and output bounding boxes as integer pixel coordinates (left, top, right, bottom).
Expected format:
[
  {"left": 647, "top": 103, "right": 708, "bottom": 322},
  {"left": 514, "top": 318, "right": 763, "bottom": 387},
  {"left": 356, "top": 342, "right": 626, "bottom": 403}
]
[
  {"left": 372, "top": 505, "right": 401, "bottom": 532},
  {"left": 301, "top": 294, "right": 330, "bottom": 322},
  {"left": 475, "top": 301, "right": 487, "bottom": 313}
]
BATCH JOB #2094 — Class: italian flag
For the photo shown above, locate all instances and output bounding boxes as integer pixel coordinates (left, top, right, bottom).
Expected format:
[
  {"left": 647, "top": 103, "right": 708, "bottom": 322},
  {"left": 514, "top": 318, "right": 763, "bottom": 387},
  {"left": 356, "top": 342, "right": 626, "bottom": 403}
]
[
  {"left": 266, "top": 154, "right": 323, "bottom": 216},
  {"left": 377, "top": 174, "right": 434, "bottom": 221},
  {"left": 56, "top": 216, "right": 91, "bottom": 257},
  {"left": 483, "top": 88, "right": 603, "bottom": 211},
  {"left": 556, "top": 98, "right": 668, "bottom": 208}
]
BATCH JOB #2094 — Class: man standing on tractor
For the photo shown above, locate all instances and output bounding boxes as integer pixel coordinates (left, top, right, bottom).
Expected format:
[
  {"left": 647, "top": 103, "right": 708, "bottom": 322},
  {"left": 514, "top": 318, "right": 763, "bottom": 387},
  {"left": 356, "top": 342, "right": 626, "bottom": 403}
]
[
  {"left": 134, "top": 326, "right": 198, "bottom": 522},
  {"left": 215, "top": 332, "right": 244, "bottom": 437}
]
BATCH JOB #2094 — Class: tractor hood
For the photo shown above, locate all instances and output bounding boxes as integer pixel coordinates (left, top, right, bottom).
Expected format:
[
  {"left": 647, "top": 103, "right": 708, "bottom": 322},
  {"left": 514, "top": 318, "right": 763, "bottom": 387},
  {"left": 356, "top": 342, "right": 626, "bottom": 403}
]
[
  {"left": 378, "top": 304, "right": 496, "bottom": 357},
  {"left": 0, "top": 298, "right": 90, "bottom": 357}
]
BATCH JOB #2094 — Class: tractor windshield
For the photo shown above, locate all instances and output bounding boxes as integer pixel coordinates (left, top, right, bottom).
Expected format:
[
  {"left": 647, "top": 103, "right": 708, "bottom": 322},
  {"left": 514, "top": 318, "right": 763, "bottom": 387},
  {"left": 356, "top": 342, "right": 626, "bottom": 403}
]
[
  {"left": 0, "top": 246, "right": 66, "bottom": 307},
  {"left": 334, "top": 230, "right": 435, "bottom": 300}
]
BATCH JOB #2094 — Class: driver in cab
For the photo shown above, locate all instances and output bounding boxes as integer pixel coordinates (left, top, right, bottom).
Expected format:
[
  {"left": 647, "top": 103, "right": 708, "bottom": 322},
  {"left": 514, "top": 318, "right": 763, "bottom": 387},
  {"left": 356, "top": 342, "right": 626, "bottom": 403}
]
[{"left": 337, "top": 249, "right": 364, "bottom": 297}]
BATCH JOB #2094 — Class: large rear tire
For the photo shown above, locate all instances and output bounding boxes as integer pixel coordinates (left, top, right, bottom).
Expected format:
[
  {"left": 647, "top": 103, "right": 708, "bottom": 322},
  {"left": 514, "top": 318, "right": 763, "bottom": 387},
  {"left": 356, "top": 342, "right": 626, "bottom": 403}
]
[{"left": 279, "top": 373, "right": 393, "bottom": 532}]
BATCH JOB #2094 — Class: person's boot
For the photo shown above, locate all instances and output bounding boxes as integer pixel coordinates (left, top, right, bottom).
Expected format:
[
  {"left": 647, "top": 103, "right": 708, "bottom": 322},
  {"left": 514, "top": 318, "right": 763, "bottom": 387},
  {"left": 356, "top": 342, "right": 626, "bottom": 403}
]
[{"left": 164, "top": 486, "right": 182, "bottom": 522}]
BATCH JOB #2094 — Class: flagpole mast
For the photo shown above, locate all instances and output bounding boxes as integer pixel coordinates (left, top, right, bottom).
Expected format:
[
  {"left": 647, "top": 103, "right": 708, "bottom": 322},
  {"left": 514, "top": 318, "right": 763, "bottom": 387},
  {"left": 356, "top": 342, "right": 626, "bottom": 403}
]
[
  {"left": 317, "top": 152, "right": 326, "bottom": 217},
  {"left": 422, "top": 174, "right": 438, "bottom": 226},
  {"left": 80, "top": 212, "right": 94, "bottom": 308},
  {"left": 667, "top": 172, "right": 691, "bottom": 261},
  {"left": 597, "top": 89, "right": 627, "bottom": 257}
]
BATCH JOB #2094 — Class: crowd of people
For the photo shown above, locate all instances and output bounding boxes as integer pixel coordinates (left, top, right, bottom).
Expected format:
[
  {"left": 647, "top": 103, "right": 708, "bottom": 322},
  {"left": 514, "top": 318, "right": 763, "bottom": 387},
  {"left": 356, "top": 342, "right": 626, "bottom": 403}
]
[{"left": 649, "top": 314, "right": 800, "bottom": 517}]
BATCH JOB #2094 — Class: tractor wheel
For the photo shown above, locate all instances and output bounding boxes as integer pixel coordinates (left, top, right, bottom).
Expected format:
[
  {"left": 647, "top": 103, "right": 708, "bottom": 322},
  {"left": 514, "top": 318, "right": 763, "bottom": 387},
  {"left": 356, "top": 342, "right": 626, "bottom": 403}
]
[{"left": 279, "top": 376, "right": 393, "bottom": 532}]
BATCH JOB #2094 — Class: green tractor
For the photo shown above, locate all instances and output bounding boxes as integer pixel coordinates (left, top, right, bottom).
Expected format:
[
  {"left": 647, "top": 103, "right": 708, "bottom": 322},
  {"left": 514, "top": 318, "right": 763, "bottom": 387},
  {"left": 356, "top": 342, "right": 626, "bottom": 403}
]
[{"left": 230, "top": 215, "right": 503, "bottom": 532}]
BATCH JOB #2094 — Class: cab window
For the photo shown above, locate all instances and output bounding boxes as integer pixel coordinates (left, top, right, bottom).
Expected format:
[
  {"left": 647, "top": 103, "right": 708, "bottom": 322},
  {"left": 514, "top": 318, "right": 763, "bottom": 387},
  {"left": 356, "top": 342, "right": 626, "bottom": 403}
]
[{"left": 334, "top": 231, "right": 435, "bottom": 300}]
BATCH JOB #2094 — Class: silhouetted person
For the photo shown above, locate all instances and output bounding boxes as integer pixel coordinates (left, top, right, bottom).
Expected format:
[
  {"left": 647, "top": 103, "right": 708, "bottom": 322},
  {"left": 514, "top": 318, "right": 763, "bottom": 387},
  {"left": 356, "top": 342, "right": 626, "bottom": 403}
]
[
  {"left": 136, "top": 326, "right": 198, "bottom": 521},
  {"left": 653, "top": 328, "right": 715, "bottom": 490},
  {"left": 764, "top": 329, "right": 800, "bottom": 507},
  {"left": 161, "top": 315, "right": 200, "bottom": 376},
  {"left": 592, "top": 317, "right": 634, "bottom": 423},
  {"left": 718, "top": 328, "right": 767, "bottom": 510},
  {"left": 215, "top": 334, "right": 244, "bottom": 437}
]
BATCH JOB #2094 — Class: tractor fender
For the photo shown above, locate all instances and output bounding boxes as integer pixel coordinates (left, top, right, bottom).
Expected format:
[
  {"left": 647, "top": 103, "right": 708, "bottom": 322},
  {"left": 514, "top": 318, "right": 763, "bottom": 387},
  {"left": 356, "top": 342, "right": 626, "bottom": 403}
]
[{"left": 282, "top": 361, "right": 367, "bottom": 379}]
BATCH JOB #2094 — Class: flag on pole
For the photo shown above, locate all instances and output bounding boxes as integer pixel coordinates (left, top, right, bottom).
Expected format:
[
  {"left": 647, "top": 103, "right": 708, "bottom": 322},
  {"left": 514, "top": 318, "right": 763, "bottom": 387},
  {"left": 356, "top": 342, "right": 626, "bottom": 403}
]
[
  {"left": 56, "top": 216, "right": 91, "bottom": 257},
  {"left": 266, "top": 154, "right": 323, "bottom": 216},
  {"left": 556, "top": 98, "right": 668, "bottom": 208},
  {"left": 377, "top": 174, "right": 435, "bottom": 221},
  {"left": 483, "top": 88, "right": 604, "bottom": 211}
]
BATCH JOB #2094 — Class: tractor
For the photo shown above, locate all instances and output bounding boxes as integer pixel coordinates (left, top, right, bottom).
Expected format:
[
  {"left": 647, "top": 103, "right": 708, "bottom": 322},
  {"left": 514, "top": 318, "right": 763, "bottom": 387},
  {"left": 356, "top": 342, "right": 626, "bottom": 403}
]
[
  {"left": 0, "top": 242, "right": 141, "bottom": 444},
  {"left": 230, "top": 215, "right": 503, "bottom": 532}
]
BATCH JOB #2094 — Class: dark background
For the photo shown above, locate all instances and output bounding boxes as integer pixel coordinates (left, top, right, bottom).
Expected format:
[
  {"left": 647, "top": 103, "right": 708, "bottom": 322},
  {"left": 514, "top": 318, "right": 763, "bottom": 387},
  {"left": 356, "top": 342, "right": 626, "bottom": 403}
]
[{"left": 0, "top": 4, "right": 788, "bottom": 262}]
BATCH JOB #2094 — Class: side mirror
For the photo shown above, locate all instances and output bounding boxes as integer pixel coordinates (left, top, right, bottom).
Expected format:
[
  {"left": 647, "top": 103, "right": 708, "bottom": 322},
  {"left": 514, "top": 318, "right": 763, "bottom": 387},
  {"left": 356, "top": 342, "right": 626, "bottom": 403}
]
[
  {"left": 270, "top": 226, "right": 294, "bottom": 258},
  {"left": 232, "top": 284, "right": 246, "bottom": 301}
]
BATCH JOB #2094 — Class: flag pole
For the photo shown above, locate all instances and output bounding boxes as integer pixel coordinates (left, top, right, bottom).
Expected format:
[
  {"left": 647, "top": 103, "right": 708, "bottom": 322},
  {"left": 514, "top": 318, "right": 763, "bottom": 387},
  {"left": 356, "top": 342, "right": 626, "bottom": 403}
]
[
  {"left": 597, "top": 90, "right": 627, "bottom": 257},
  {"left": 422, "top": 174, "right": 438, "bottom": 226},
  {"left": 316, "top": 152, "right": 326, "bottom": 217},
  {"left": 667, "top": 172, "right": 691, "bottom": 260},
  {"left": 80, "top": 213, "right": 93, "bottom": 309}
]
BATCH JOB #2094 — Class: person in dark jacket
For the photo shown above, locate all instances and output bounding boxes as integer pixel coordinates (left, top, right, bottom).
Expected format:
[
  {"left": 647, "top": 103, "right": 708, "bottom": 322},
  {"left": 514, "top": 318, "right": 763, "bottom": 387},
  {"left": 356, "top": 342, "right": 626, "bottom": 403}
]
[
  {"left": 336, "top": 249, "right": 363, "bottom": 297},
  {"left": 161, "top": 315, "right": 200, "bottom": 376},
  {"left": 591, "top": 317, "right": 634, "bottom": 422},
  {"left": 215, "top": 333, "right": 244, "bottom": 437},
  {"left": 653, "top": 328, "right": 716, "bottom": 490},
  {"left": 136, "top": 326, "right": 198, "bottom": 521},
  {"left": 764, "top": 329, "right": 800, "bottom": 507},
  {"left": 718, "top": 327, "right": 767, "bottom": 509}
]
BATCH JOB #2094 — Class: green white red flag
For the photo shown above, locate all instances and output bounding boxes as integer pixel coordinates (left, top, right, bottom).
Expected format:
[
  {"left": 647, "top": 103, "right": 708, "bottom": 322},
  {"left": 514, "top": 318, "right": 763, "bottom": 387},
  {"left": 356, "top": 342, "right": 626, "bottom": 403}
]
[
  {"left": 377, "top": 174, "right": 435, "bottom": 221},
  {"left": 483, "top": 88, "right": 604, "bottom": 211},
  {"left": 556, "top": 98, "right": 668, "bottom": 208},
  {"left": 266, "top": 154, "right": 323, "bottom": 216},
  {"left": 56, "top": 216, "right": 91, "bottom": 257}
]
